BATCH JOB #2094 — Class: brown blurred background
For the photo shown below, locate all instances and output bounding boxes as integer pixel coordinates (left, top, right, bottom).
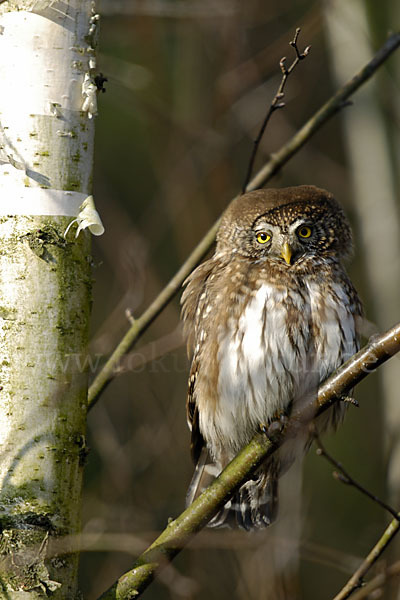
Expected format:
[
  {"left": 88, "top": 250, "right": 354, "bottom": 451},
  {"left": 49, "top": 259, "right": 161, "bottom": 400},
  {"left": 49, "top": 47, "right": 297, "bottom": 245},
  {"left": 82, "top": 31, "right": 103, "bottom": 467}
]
[{"left": 80, "top": 1, "right": 400, "bottom": 598}]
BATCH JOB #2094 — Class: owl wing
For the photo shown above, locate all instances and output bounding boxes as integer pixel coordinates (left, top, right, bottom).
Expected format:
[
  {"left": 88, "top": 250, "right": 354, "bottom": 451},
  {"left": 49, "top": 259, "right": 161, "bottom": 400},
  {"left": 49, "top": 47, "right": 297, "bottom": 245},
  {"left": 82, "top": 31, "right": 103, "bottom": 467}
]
[
  {"left": 181, "top": 259, "right": 216, "bottom": 462},
  {"left": 186, "top": 357, "right": 203, "bottom": 462},
  {"left": 185, "top": 354, "right": 225, "bottom": 513},
  {"left": 181, "top": 258, "right": 216, "bottom": 351},
  {"left": 183, "top": 257, "right": 232, "bottom": 506}
]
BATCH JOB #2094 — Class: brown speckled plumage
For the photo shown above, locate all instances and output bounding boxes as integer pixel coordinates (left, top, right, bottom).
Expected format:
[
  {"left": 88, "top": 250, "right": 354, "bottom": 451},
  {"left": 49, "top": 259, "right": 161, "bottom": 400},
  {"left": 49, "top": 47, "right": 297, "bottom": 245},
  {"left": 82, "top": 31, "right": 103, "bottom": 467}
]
[{"left": 181, "top": 185, "right": 363, "bottom": 529}]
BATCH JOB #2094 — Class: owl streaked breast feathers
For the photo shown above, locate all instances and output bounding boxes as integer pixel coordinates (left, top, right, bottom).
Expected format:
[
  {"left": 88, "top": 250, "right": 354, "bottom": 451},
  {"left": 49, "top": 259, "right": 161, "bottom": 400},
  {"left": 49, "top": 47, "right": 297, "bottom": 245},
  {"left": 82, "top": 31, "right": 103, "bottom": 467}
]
[{"left": 181, "top": 185, "right": 362, "bottom": 529}]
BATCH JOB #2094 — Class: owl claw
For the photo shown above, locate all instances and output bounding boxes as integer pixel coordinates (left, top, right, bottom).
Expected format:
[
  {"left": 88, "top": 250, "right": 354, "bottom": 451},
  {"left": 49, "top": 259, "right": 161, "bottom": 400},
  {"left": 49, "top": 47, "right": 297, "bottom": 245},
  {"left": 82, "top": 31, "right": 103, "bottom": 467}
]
[
  {"left": 279, "top": 414, "right": 289, "bottom": 427},
  {"left": 260, "top": 419, "right": 285, "bottom": 443},
  {"left": 342, "top": 396, "right": 359, "bottom": 407}
]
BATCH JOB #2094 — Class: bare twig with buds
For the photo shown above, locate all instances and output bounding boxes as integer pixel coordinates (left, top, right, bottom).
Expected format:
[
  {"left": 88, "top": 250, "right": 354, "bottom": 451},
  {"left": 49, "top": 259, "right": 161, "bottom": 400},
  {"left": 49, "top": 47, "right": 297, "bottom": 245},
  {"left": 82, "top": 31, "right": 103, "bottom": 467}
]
[
  {"left": 313, "top": 431, "right": 400, "bottom": 522},
  {"left": 241, "top": 27, "right": 311, "bottom": 193}
]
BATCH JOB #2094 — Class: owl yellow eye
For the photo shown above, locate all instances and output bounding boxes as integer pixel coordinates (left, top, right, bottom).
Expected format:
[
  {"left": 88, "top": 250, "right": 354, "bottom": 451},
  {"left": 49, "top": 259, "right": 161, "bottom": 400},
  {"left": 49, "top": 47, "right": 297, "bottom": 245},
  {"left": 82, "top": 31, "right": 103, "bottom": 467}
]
[
  {"left": 256, "top": 232, "right": 271, "bottom": 244},
  {"left": 297, "top": 226, "right": 312, "bottom": 239}
]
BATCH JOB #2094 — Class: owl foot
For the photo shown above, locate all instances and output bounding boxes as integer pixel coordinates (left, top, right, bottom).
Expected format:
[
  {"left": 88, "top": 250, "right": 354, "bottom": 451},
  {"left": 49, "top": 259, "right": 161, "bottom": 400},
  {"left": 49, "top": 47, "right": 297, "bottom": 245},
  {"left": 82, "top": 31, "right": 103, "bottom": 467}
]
[
  {"left": 341, "top": 396, "right": 359, "bottom": 407},
  {"left": 259, "top": 416, "right": 288, "bottom": 443}
]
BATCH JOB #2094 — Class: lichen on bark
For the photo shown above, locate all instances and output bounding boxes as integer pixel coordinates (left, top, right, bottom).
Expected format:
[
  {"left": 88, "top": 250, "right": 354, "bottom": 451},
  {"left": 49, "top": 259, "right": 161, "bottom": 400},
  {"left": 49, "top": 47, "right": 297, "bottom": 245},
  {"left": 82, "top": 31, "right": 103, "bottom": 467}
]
[
  {"left": 0, "top": 0, "right": 98, "bottom": 595},
  {"left": 0, "top": 216, "right": 92, "bottom": 598}
]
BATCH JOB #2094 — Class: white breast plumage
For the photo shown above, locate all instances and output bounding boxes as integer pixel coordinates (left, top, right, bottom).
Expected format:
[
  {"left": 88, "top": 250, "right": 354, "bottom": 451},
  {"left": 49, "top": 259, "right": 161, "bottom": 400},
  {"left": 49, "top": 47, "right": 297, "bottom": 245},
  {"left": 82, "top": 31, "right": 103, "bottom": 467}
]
[{"left": 200, "top": 281, "right": 357, "bottom": 457}]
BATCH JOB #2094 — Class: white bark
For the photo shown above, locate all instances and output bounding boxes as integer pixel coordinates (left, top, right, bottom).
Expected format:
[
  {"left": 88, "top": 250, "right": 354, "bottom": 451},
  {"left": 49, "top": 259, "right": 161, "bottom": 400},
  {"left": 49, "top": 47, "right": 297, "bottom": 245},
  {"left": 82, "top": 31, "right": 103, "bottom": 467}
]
[{"left": 0, "top": 1, "right": 98, "bottom": 596}]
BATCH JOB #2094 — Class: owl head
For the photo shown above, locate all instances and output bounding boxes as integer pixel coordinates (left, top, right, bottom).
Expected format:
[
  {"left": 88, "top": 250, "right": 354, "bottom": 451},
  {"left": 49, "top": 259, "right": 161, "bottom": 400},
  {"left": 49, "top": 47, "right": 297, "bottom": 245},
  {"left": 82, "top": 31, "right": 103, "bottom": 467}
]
[{"left": 216, "top": 185, "right": 353, "bottom": 267}]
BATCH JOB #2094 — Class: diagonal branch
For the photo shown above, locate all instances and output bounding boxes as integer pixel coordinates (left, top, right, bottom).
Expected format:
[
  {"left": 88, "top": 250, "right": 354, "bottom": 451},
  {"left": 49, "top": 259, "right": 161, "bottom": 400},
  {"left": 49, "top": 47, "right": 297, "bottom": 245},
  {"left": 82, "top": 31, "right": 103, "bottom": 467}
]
[
  {"left": 87, "top": 31, "right": 400, "bottom": 410},
  {"left": 348, "top": 559, "right": 400, "bottom": 600},
  {"left": 96, "top": 322, "right": 400, "bottom": 600},
  {"left": 332, "top": 516, "right": 400, "bottom": 600}
]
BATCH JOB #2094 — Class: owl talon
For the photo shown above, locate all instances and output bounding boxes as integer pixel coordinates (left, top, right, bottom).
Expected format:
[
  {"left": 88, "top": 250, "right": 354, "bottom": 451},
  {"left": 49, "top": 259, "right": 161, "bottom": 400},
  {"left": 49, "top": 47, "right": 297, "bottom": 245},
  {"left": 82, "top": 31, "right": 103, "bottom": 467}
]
[
  {"left": 342, "top": 396, "right": 359, "bottom": 407},
  {"left": 260, "top": 420, "right": 284, "bottom": 443},
  {"left": 279, "top": 414, "right": 289, "bottom": 427}
]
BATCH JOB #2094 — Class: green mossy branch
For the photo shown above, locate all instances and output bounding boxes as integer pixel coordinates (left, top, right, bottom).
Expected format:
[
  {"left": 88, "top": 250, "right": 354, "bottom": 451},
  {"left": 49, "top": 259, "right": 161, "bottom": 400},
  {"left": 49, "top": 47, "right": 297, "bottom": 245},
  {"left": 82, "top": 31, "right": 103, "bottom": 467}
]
[
  {"left": 87, "top": 31, "right": 400, "bottom": 411},
  {"left": 97, "top": 322, "right": 400, "bottom": 600}
]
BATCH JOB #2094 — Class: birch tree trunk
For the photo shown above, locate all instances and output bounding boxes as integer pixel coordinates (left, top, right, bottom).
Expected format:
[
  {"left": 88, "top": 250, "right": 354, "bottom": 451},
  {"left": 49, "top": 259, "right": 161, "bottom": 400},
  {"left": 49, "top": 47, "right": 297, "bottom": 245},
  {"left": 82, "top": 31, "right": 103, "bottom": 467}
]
[{"left": 0, "top": 1, "right": 99, "bottom": 597}]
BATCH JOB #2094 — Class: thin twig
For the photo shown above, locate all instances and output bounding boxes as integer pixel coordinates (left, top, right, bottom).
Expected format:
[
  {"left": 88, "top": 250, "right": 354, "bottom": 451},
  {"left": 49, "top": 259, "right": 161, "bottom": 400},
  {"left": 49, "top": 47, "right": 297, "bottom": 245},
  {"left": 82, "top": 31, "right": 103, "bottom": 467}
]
[
  {"left": 242, "top": 27, "right": 311, "bottom": 193},
  {"left": 87, "top": 31, "right": 400, "bottom": 411},
  {"left": 96, "top": 322, "right": 400, "bottom": 600},
  {"left": 332, "top": 517, "right": 400, "bottom": 600},
  {"left": 314, "top": 433, "right": 400, "bottom": 522},
  {"left": 350, "top": 560, "right": 400, "bottom": 600}
]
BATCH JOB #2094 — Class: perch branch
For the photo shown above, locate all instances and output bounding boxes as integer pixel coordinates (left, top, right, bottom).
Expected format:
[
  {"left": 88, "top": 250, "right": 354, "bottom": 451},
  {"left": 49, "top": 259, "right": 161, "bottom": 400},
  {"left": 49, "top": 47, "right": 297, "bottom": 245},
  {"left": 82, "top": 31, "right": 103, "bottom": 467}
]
[
  {"left": 242, "top": 27, "right": 311, "bottom": 193},
  {"left": 87, "top": 31, "right": 400, "bottom": 410},
  {"left": 96, "top": 321, "right": 400, "bottom": 600},
  {"left": 314, "top": 433, "right": 400, "bottom": 522}
]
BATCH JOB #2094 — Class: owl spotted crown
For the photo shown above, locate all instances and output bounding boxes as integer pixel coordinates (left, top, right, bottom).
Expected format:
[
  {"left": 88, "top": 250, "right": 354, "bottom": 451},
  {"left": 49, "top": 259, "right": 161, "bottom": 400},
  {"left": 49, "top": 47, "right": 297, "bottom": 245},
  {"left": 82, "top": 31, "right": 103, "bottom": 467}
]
[{"left": 216, "top": 185, "right": 353, "bottom": 265}]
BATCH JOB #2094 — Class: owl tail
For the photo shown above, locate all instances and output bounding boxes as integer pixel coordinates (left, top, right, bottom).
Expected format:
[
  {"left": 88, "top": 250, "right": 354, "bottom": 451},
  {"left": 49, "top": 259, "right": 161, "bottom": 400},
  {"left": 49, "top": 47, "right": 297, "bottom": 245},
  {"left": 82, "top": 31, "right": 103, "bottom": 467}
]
[{"left": 186, "top": 450, "right": 279, "bottom": 530}]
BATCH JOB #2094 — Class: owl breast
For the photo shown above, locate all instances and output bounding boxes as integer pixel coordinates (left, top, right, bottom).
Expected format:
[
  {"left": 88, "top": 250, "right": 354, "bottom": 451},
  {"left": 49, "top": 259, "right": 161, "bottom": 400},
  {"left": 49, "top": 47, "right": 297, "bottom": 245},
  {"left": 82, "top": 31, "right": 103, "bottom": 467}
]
[{"left": 200, "top": 278, "right": 358, "bottom": 458}]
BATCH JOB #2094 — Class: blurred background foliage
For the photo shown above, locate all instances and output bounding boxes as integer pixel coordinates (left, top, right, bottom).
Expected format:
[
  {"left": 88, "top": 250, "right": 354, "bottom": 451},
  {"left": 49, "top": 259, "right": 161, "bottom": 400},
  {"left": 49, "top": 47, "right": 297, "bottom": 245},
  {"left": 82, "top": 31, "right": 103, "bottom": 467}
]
[{"left": 81, "top": 0, "right": 400, "bottom": 598}]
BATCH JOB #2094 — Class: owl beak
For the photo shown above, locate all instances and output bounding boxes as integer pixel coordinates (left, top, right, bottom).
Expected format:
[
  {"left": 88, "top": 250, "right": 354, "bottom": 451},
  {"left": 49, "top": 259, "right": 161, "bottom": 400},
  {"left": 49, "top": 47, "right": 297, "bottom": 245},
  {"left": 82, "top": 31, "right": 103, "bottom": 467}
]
[{"left": 280, "top": 242, "right": 292, "bottom": 265}]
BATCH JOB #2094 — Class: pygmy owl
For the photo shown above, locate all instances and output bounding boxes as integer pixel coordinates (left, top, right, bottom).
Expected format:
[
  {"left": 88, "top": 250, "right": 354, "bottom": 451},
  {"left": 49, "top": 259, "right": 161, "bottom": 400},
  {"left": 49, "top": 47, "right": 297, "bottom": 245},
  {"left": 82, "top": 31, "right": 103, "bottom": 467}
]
[{"left": 181, "top": 185, "right": 362, "bottom": 530}]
